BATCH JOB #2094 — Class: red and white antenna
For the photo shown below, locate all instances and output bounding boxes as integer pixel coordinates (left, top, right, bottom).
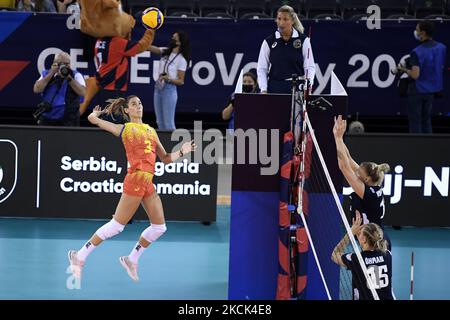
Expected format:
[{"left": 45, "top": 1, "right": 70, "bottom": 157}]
[{"left": 410, "top": 251, "right": 415, "bottom": 300}]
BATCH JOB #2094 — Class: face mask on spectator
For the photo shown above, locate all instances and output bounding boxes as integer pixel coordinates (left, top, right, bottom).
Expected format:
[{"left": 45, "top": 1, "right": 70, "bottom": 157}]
[
  {"left": 168, "top": 39, "right": 178, "bottom": 48},
  {"left": 242, "top": 84, "right": 254, "bottom": 93}
]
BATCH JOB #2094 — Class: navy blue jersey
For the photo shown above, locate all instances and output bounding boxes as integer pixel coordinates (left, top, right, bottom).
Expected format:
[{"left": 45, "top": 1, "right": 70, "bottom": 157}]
[
  {"left": 342, "top": 250, "right": 394, "bottom": 300},
  {"left": 350, "top": 185, "right": 386, "bottom": 227},
  {"left": 266, "top": 31, "right": 307, "bottom": 81},
  {"left": 350, "top": 185, "right": 392, "bottom": 251}
]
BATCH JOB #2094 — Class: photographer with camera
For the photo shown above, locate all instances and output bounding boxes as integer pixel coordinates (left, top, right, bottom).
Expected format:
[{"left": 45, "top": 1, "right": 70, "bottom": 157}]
[
  {"left": 396, "top": 20, "right": 446, "bottom": 134},
  {"left": 148, "top": 30, "right": 191, "bottom": 130},
  {"left": 33, "top": 52, "right": 86, "bottom": 126}
]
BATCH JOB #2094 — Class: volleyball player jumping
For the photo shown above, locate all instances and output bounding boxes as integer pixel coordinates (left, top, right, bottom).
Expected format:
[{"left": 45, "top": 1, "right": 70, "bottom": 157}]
[
  {"left": 68, "top": 95, "right": 196, "bottom": 282},
  {"left": 333, "top": 115, "right": 392, "bottom": 250}
]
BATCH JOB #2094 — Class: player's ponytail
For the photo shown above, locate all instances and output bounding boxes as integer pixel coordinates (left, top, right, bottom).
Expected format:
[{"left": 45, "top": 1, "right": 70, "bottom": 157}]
[
  {"left": 376, "top": 163, "right": 391, "bottom": 174},
  {"left": 375, "top": 239, "right": 388, "bottom": 253},
  {"left": 361, "top": 162, "right": 390, "bottom": 186},
  {"left": 103, "top": 97, "right": 129, "bottom": 123},
  {"left": 374, "top": 163, "right": 390, "bottom": 185},
  {"left": 278, "top": 5, "right": 305, "bottom": 34}
]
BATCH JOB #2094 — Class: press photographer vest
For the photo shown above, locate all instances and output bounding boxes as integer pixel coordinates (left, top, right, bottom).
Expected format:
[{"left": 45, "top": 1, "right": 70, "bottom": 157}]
[
  {"left": 41, "top": 69, "right": 82, "bottom": 120},
  {"left": 412, "top": 40, "right": 446, "bottom": 94}
]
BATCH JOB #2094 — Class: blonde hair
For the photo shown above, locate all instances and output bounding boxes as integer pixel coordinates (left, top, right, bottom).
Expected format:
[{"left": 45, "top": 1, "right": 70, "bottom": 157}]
[
  {"left": 277, "top": 5, "right": 304, "bottom": 34},
  {"left": 360, "top": 162, "right": 390, "bottom": 186},
  {"left": 360, "top": 223, "right": 388, "bottom": 253}
]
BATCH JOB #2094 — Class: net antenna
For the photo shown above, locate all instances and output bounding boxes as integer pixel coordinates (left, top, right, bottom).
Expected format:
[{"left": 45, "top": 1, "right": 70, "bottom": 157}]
[{"left": 410, "top": 252, "right": 414, "bottom": 300}]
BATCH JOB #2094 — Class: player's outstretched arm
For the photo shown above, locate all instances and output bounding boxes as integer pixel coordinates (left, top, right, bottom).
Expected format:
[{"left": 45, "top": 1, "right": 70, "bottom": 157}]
[
  {"left": 331, "top": 212, "right": 362, "bottom": 267},
  {"left": 333, "top": 115, "right": 365, "bottom": 198},
  {"left": 344, "top": 144, "right": 359, "bottom": 172},
  {"left": 155, "top": 133, "right": 197, "bottom": 164},
  {"left": 88, "top": 106, "right": 124, "bottom": 137}
]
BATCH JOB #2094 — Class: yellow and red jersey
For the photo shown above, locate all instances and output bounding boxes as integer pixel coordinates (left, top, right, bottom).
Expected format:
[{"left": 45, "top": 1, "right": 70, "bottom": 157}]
[{"left": 121, "top": 122, "right": 157, "bottom": 174}]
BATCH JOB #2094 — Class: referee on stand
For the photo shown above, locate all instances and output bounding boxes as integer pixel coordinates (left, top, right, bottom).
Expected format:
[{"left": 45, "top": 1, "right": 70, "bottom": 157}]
[{"left": 257, "top": 5, "right": 315, "bottom": 94}]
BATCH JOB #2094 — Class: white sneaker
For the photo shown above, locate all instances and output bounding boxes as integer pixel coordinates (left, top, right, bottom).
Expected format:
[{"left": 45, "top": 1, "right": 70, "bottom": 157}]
[
  {"left": 68, "top": 250, "right": 84, "bottom": 280},
  {"left": 119, "top": 256, "right": 139, "bottom": 282}
]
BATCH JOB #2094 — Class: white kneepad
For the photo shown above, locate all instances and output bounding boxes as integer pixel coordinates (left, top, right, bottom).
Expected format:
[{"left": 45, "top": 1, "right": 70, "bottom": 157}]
[
  {"left": 96, "top": 219, "right": 125, "bottom": 240},
  {"left": 141, "top": 224, "right": 167, "bottom": 243}
]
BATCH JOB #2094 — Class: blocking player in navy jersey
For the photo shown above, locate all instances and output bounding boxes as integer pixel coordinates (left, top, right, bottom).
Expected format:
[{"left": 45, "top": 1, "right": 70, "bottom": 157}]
[
  {"left": 332, "top": 213, "right": 394, "bottom": 300},
  {"left": 333, "top": 115, "right": 391, "bottom": 250}
]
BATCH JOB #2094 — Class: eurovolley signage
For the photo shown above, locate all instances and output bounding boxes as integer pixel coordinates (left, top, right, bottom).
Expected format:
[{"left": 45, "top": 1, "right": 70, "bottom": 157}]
[{"left": 0, "top": 12, "right": 449, "bottom": 116}]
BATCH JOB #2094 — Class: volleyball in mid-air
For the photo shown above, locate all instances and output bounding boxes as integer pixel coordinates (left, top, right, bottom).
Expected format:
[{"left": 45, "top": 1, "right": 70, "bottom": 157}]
[{"left": 141, "top": 7, "right": 164, "bottom": 30}]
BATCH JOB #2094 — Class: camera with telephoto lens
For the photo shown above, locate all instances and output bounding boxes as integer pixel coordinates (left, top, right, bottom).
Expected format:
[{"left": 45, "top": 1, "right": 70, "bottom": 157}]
[
  {"left": 33, "top": 101, "right": 52, "bottom": 120},
  {"left": 59, "top": 64, "right": 72, "bottom": 78},
  {"left": 391, "top": 55, "right": 412, "bottom": 75},
  {"left": 391, "top": 55, "right": 413, "bottom": 97}
]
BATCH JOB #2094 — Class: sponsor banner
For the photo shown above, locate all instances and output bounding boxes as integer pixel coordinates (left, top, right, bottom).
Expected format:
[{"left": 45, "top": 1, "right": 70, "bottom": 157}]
[
  {"left": 0, "top": 139, "right": 18, "bottom": 204},
  {"left": 345, "top": 134, "right": 450, "bottom": 227},
  {"left": 0, "top": 126, "right": 217, "bottom": 221}
]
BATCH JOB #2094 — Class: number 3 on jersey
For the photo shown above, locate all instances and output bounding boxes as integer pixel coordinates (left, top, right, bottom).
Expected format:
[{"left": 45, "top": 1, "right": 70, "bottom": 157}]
[{"left": 144, "top": 140, "right": 152, "bottom": 153}]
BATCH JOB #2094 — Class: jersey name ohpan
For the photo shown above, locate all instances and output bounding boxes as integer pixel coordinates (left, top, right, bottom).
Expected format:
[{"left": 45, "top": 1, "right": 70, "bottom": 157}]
[{"left": 364, "top": 256, "right": 385, "bottom": 265}]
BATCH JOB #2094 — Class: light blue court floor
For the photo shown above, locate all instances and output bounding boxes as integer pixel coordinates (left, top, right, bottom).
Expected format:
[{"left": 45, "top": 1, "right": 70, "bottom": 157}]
[
  {"left": 0, "top": 207, "right": 230, "bottom": 300},
  {"left": 1, "top": 206, "right": 450, "bottom": 300}
]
